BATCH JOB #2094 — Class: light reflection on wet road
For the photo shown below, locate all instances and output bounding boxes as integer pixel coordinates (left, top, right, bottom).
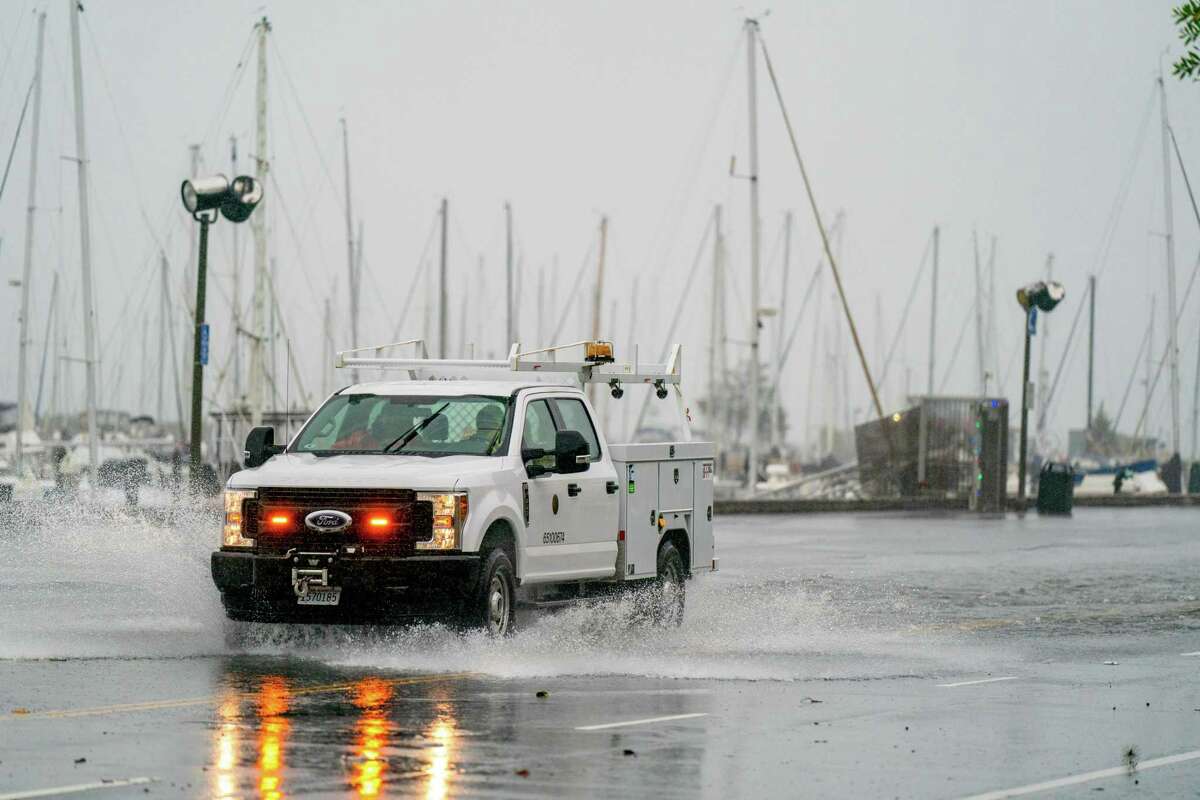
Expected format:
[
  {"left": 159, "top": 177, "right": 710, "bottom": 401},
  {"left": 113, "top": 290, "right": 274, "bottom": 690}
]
[{"left": 1, "top": 507, "right": 1198, "bottom": 797}]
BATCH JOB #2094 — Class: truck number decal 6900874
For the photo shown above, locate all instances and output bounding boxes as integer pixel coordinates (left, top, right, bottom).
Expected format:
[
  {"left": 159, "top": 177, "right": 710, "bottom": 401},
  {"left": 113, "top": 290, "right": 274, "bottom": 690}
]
[{"left": 542, "top": 531, "right": 566, "bottom": 544}]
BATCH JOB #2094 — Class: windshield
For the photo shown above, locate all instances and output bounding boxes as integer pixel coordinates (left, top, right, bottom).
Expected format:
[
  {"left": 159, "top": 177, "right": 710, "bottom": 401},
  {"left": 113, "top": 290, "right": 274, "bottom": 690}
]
[{"left": 291, "top": 393, "right": 511, "bottom": 456}]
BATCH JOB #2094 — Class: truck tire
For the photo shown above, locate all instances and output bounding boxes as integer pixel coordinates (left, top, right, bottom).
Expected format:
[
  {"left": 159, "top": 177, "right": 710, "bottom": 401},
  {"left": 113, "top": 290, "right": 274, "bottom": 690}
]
[
  {"left": 654, "top": 541, "right": 686, "bottom": 626},
  {"left": 469, "top": 548, "right": 516, "bottom": 637}
]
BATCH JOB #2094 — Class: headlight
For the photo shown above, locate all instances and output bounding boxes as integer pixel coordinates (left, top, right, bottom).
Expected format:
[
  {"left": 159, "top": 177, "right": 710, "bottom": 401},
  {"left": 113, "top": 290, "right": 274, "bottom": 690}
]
[
  {"left": 223, "top": 489, "right": 257, "bottom": 548},
  {"left": 416, "top": 492, "right": 467, "bottom": 550}
]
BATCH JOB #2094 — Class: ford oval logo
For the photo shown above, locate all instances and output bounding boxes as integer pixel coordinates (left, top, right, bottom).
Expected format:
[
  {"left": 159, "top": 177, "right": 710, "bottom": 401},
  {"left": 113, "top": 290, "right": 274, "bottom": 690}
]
[{"left": 305, "top": 509, "right": 352, "bottom": 533}]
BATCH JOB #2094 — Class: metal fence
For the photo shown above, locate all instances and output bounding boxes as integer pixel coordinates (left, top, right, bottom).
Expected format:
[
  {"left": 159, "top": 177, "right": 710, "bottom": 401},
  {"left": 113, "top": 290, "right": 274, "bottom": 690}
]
[{"left": 855, "top": 396, "right": 1004, "bottom": 498}]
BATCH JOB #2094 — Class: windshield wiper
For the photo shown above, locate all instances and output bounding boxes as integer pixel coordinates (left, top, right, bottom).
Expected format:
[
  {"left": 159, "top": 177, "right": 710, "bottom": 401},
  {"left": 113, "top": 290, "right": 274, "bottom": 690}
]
[{"left": 383, "top": 403, "right": 450, "bottom": 453}]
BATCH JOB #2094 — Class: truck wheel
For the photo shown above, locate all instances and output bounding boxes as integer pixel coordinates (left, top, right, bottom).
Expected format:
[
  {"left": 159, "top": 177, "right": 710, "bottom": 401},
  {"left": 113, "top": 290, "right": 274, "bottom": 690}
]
[
  {"left": 654, "top": 541, "right": 686, "bottom": 626},
  {"left": 471, "top": 548, "right": 516, "bottom": 637}
]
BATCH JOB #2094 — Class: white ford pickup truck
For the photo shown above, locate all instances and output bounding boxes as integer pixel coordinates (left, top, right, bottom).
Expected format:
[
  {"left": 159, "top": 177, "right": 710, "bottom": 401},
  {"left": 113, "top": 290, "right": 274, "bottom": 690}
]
[{"left": 212, "top": 342, "right": 715, "bottom": 635}]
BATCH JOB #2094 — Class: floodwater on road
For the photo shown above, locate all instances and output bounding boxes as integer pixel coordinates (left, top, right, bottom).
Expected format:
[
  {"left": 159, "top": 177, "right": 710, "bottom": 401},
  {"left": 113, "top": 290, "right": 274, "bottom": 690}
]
[{"left": 1, "top": 503, "right": 1198, "bottom": 798}]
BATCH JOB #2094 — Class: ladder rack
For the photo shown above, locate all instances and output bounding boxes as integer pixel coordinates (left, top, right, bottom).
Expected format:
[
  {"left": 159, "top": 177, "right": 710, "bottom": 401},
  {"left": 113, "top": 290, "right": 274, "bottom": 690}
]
[{"left": 335, "top": 339, "right": 682, "bottom": 392}]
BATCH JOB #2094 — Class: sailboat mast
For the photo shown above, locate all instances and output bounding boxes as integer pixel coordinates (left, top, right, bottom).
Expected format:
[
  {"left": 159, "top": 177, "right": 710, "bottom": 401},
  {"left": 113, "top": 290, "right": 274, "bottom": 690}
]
[
  {"left": 439, "top": 197, "right": 448, "bottom": 358},
  {"left": 972, "top": 230, "right": 985, "bottom": 394},
  {"left": 744, "top": 17, "right": 762, "bottom": 492},
  {"left": 68, "top": 0, "right": 100, "bottom": 476},
  {"left": 341, "top": 117, "right": 359, "bottom": 383},
  {"left": 248, "top": 16, "right": 270, "bottom": 427},
  {"left": 34, "top": 271, "right": 58, "bottom": 426},
  {"left": 589, "top": 215, "right": 608, "bottom": 404},
  {"left": 927, "top": 225, "right": 938, "bottom": 395},
  {"left": 1087, "top": 274, "right": 1096, "bottom": 431},
  {"left": 15, "top": 11, "right": 46, "bottom": 473},
  {"left": 708, "top": 204, "right": 722, "bottom": 446},
  {"left": 505, "top": 202, "right": 514, "bottom": 346},
  {"left": 1036, "top": 253, "right": 1053, "bottom": 438},
  {"left": 1159, "top": 72, "right": 1181, "bottom": 461},
  {"left": 771, "top": 210, "right": 792, "bottom": 453},
  {"left": 230, "top": 135, "right": 242, "bottom": 404}
]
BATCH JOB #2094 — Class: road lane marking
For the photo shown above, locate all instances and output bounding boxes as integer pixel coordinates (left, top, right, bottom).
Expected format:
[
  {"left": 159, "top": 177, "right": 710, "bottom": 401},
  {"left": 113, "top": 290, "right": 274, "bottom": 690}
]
[
  {"left": 959, "top": 748, "right": 1200, "bottom": 799},
  {"left": 1183, "top": 651, "right": 1200, "bottom": 656},
  {"left": 2, "top": 672, "right": 477, "bottom": 721},
  {"left": 575, "top": 712, "right": 709, "bottom": 731},
  {"left": 938, "top": 676, "right": 1019, "bottom": 688},
  {"left": 0, "top": 777, "right": 154, "bottom": 799}
]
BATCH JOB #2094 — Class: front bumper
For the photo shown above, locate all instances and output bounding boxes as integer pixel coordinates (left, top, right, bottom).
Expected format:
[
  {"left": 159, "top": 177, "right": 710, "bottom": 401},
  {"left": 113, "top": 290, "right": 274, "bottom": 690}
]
[{"left": 211, "top": 549, "right": 481, "bottom": 623}]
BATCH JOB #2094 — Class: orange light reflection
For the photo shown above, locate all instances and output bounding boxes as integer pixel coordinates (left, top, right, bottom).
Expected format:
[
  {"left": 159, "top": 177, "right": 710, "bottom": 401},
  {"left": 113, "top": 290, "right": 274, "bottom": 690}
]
[
  {"left": 351, "top": 678, "right": 393, "bottom": 798},
  {"left": 424, "top": 711, "right": 457, "bottom": 800},
  {"left": 256, "top": 677, "right": 291, "bottom": 800},
  {"left": 212, "top": 693, "right": 241, "bottom": 799}
]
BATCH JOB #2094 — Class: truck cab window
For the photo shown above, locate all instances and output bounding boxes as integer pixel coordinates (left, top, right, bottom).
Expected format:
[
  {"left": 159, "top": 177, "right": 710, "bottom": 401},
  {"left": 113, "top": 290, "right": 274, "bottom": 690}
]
[
  {"left": 551, "top": 398, "right": 601, "bottom": 458},
  {"left": 522, "top": 400, "right": 557, "bottom": 468}
]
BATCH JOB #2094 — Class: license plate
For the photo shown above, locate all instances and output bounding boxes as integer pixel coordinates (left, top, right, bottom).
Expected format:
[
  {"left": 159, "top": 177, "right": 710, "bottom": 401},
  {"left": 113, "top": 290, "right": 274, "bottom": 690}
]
[{"left": 298, "top": 586, "right": 341, "bottom": 606}]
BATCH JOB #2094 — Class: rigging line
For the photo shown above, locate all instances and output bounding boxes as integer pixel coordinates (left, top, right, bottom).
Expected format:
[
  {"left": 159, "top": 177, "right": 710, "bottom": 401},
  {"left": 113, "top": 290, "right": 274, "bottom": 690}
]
[
  {"left": 1040, "top": 84, "right": 1156, "bottom": 422},
  {"left": 757, "top": 29, "right": 887, "bottom": 425},
  {"left": 549, "top": 233, "right": 599, "bottom": 342},
  {"left": 1168, "top": 124, "right": 1200, "bottom": 235},
  {"left": 81, "top": 15, "right": 168, "bottom": 253},
  {"left": 877, "top": 228, "right": 935, "bottom": 388},
  {"left": 270, "top": 36, "right": 346, "bottom": 216},
  {"left": 199, "top": 26, "right": 257, "bottom": 149},
  {"left": 0, "top": 73, "right": 34, "bottom": 204},
  {"left": 631, "top": 208, "right": 718, "bottom": 436},
  {"left": 389, "top": 209, "right": 442, "bottom": 341},
  {"left": 642, "top": 26, "right": 742, "bottom": 291},
  {"left": 271, "top": 61, "right": 335, "bottom": 273},
  {"left": 778, "top": 213, "right": 844, "bottom": 367},
  {"left": 1132, "top": 247, "right": 1200, "bottom": 441},
  {"left": 0, "top": 1, "right": 33, "bottom": 100},
  {"left": 267, "top": 171, "right": 328, "bottom": 320},
  {"left": 1113, "top": 321, "right": 1152, "bottom": 432},
  {"left": 938, "top": 297, "right": 979, "bottom": 394}
]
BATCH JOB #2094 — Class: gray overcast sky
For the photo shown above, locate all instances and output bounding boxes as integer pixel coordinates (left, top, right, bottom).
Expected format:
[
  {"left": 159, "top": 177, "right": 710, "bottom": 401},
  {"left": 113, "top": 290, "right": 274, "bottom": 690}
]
[{"left": 0, "top": 0, "right": 1197, "bottom": 454}]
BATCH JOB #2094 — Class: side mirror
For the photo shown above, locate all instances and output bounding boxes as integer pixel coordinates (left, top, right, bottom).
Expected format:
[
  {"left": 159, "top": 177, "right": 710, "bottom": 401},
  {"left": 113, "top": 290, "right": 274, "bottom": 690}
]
[
  {"left": 244, "top": 426, "right": 284, "bottom": 469},
  {"left": 522, "top": 447, "right": 549, "bottom": 478},
  {"left": 554, "top": 430, "right": 591, "bottom": 475}
]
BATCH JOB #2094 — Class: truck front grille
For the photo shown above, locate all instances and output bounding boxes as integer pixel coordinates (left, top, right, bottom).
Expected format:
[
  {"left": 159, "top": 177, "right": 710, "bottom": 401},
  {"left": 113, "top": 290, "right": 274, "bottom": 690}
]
[{"left": 250, "top": 487, "right": 433, "bottom": 556}]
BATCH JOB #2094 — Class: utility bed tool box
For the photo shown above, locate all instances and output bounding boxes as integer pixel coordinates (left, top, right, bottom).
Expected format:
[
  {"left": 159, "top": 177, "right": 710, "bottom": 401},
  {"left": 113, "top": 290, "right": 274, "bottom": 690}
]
[{"left": 610, "top": 443, "right": 716, "bottom": 579}]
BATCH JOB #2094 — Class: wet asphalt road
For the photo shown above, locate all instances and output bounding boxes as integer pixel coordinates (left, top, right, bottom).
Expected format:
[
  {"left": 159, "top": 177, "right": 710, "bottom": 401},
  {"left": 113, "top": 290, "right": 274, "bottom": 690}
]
[{"left": 1, "top": 506, "right": 1199, "bottom": 798}]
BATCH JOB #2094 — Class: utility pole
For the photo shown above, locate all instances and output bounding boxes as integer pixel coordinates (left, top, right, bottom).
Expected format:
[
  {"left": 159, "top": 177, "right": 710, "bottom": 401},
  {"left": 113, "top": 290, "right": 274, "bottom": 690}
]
[
  {"left": 439, "top": 197, "right": 448, "bottom": 358},
  {"left": 1159, "top": 71, "right": 1182, "bottom": 467},
  {"left": 927, "top": 225, "right": 938, "bottom": 396},
  {"left": 230, "top": 135, "right": 242, "bottom": 404},
  {"left": 68, "top": 0, "right": 100, "bottom": 477},
  {"left": 1087, "top": 274, "right": 1096, "bottom": 431},
  {"left": 15, "top": 11, "right": 46, "bottom": 474},
  {"left": 589, "top": 216, "right": 608, "bottom": 403},
  {"left": 189, "top": 215, "right": 213, "bottom": 478},
  {"left": 744, "top": 17, "right": 762, "bottom": 493},
  {"left": 182, "top": 145, "right": 199, "bottom": 409},
  {"left": 248, "top": 16, "right": 270, "bottom": 427},
  {"left": 341, "top": 116, "right": 359, "bottom": 383},
  {"left": 771, "top": 210, "right": 792, "bottom": 453},
  {"left": 505, "top": 202, "right": 514, "bottom": 346}
]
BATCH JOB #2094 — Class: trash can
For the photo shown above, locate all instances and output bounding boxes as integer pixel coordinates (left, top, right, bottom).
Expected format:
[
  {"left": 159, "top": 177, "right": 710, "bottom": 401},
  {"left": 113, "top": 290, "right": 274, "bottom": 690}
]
[
  {"left": 1036, "top": 461, "right": 1074, "bottom": 515},
  {"left": 1188, "top": 462, "right": 1200, "bottom": 494}
]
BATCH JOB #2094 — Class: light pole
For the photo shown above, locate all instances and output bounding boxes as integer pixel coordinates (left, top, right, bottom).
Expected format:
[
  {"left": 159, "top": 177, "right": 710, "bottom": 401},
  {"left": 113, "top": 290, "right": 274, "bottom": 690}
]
[
  {"left": 180, "top": 174, "right": 263, "bottom": 490},
  {"left": 1016, "top": 280, "right": 1065, "bottom": 506}
]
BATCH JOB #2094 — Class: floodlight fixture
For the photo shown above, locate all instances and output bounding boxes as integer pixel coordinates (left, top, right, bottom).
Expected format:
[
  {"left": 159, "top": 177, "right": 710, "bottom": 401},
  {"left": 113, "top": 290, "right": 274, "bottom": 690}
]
[{"left": 180, "top": 174, "right": 263, "bottom": 223}]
